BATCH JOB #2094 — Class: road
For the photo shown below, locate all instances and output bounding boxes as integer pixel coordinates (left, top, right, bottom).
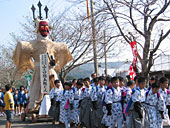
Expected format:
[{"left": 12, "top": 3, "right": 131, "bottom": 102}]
[
  {"left": 1, "top": 115, "right": 170, "bottom": 128},
  {"left": 0, "top": 115, "right": 63, "bottom": 128}
]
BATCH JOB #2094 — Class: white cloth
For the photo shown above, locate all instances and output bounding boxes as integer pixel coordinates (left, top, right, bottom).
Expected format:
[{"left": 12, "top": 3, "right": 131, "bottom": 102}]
[{"left": 39, "top": 95, "right": 51, "bottom": 115}]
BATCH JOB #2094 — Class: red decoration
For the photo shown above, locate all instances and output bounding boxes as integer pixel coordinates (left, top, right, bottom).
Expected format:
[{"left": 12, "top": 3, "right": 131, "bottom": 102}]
[{"left": 129, "top": 41, "right": 137, "bottom": 80}]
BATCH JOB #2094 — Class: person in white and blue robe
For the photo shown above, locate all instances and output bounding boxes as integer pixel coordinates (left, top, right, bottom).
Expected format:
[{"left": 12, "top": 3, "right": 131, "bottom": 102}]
[
  {"left": 59, "top": 82, "right": 74, "bottom": 128},
  {"left": 123, "top": 80, "right": 135, "bottom": 126},
  {"left": 145, "top": 82, "right": 165, "bottom": 128},
  {"left": 72, "top": 79, "right": 83, "bottom": 126},
  {"left": 79, "top": 78, "right": 92, "bottom": 128},
  {"left": 49, "top": 80, "right": 62, "bottom": 122},
  {"left": 159, "top": 77, "right": 170, "bottom": 126},
  {"left": 90, "top": 77, "right": 106, "bottom": 128},
  {"left": 128, "top": 77, "right": 149, "bottom": 128},
  {"left": 104, "top": 77, "right": 123, "bottom": 128},
  {"left": 101, "top": 76, "right": 111, "bottom": 126}
]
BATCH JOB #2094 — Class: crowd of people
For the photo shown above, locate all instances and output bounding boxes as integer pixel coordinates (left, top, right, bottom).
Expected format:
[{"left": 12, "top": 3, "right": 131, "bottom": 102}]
[
  {"left": 1, "top": 73, "right": 170, "bottom": 128},
  {"left": 0, "top": 85, "right": 29, "bottom": 117},
  {"left": 48, "top": 73, "right": 170, "bottom": 128}
]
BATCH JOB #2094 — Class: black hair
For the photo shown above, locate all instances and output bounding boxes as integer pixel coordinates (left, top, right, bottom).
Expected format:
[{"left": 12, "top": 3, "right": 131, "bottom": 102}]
[
  {"left": 84, "top": 77, "right": 90, "bottom": 82},
  {"left": 72, "top": 79, "right": 77, "bottom": 83},
  {"left": 78, "top": 78, "right": 83, "bottom": 82},
  {"left": 106, "top": 76, "right": 111, "bottom": 83},
  {"left": 93, "top": 77, "right": 99, "bottom": 83},
  {"left": 159, "top": 77, "right": 169, "bottom": 84},
  {"left": 64, "top": 82, "right": 72, "bottom": 88},
  {"left": 111, "top": 77, "right": 119, "bottom": 83},
  {"left": 137, "top": 77, "right": 146, "bottom": 84},
  {"left": 127, "top": 80, "right": 135, "bottom": 87},
  {"left": 152, "top": 82, "right": 160, "bottom": 88},
  {"left": 134, "top": 76, "right": 139, "bottom": 82},
  {"left": 5, "top": 84, "right": 11, "bottom": 91},
  {"left": 77, "top": 80, "right": 83, "bottom": 87},
  {"left": 54, "top": 80, "right": 60, "bottom": 85},
  {"left": 98, "top": 76, "right": 105, "bottom": 81},
  {"left": 20, "top": 86, "right": 24, "bottom": 91},
  {"left": 118, "top": 76, "right": 124, "bottom": 82}
]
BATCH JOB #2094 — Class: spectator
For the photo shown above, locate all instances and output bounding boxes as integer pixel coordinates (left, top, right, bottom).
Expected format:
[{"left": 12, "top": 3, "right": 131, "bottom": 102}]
[
  {"left": 13, "top": 89, "right": 20, "bottom": 116},
  {"left": 72, "top": 79, "right": 77, "bottom": 88},
  {"left": 4, "top": 84, "right": 14, "bottom": 128},
  {"left": 91, "top": 73, "right": 97, "bottom": 84},
  {"left": 0, "top": 87, "right": 5, "bottom": 117},
  {"left": 18, "top": 86, "right": 25, "bottom": 115}
]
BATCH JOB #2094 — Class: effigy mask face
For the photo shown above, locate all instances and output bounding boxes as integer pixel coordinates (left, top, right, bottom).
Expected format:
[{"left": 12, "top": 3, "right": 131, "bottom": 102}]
[{"left": 39, "top": 21, "right": 49, "bottom": 37}]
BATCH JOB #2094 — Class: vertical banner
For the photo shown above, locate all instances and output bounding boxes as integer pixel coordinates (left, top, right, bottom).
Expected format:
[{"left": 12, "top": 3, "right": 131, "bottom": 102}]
[
  {"left": 129, "top": 41, "right": 137, "bottom": 80},
  {"left": 40, "top": 53, "right": 49, "bottom": 94}
]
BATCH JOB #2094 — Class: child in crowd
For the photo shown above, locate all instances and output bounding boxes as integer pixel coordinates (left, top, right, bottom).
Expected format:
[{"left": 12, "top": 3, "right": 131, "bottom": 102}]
[
  {"left": 90, "top": 76, "right": 106, "bottom": 127},
  {"left": 133, "top": 76, "right": 139, "bottom": 90},
  {"left": 23, "top": 89, "right": 29, "bottom": 113},
  {"left": 13, "top": 90, "right": 20, "bottom": 116},
  {"left": 145, "top": 82, "right": 165, "bottom": 128},
  {"left": 0, "top": 87, "right": 5, "bottom": 116},
  {"left": 105, "top": 76, "right": 112, "bottom": 87},
  {"left": 101, "top": 76, "right": 111, "bottom": 126},
  {"left": 79, "top": 77, "right": 92, "bottom": 128},
  {"left": 105, "top": 77, "right": 123, "bottom": 128},
  {"left": 59, "top": 82, "right": 74, "bottom": 128},
  {"left": 90, "top": 77, "right": 98, "bottom": 87},
  {"left": 118, "top": 76, "right": 126, "bottom": 91},
  {"left": 128, "top": 77, "right": 149, "bottom": 128},
  {"left": 159, "top": 77, "right": 170, "bottom": 125},
  {"left": 18, "top": 86, "right": 25, "bottom": 115},
  {"left": 49, "top": 80, "right": 62, "bottom": 124},
  {"left": 73, "top": 79, "right": 83, "bottom": 126},
  {"left": 149, "top": 76, "right": 156, "bottom": 88},
  {"left": 91, "top": 73, "right": 97, "bottom": 84},
  {"left": 123, "top": 80, "right": 135, "bottom": 126},
  {"left": 72, "top": 79, "right": 77, "bottom": 88}
]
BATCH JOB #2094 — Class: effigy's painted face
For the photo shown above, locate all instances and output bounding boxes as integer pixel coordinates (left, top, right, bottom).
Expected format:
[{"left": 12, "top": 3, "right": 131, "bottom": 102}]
[{"left": 39, "top": 21, "right": 49, "bottom": 37}]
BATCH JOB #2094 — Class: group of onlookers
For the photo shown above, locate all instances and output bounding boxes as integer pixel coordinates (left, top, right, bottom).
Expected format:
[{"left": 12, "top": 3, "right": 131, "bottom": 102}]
[{"left": 0, "top": 85, "right": 29, "bottom": 117}]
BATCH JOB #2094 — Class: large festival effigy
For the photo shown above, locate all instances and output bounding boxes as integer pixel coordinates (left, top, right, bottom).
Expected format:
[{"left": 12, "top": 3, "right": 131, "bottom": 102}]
[{"left": 12, "top": 2, "right": 73, "bottom": 111}]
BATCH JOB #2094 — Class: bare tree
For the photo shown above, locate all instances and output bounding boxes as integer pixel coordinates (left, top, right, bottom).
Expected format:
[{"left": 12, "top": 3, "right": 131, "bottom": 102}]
[
  {"left": 7, "top": 3, "right": 120, "bottom": 83},
  {"left": 0, "top": 44, "right": 27, "bottom": 87},
  {"left": 102, "top": 0, "right": 170, "bottom": 77},
  {"left": 50, "top": 9, "right": 120, "bottom": 82}
]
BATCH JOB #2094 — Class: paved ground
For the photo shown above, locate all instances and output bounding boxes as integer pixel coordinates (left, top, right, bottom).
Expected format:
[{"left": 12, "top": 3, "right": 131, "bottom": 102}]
[
  {"left": 0, "top": 116, "right": 63, "bottom": 128},
  {"left": 1, "top": 115, "right": 170, "bottom": 128}
]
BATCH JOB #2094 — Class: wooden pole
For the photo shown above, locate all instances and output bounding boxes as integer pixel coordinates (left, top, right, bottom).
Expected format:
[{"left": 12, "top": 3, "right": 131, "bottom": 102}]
[
  {"left": 104, "top": 30, "right": 108, "bottom": 76},
  {"left": 90, "top": 0, "right": 98, "bottom": 75}
]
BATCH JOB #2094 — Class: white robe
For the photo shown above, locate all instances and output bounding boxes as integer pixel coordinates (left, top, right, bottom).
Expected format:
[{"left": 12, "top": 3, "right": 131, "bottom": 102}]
[{"left": 39, "top": 95, "right": 51, "bottom": 115}]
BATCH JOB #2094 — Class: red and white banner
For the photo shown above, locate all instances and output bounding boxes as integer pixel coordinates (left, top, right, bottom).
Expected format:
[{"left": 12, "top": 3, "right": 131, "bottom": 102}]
[{"left": 129, "top": 41, "right": 137, "bottom": 80}]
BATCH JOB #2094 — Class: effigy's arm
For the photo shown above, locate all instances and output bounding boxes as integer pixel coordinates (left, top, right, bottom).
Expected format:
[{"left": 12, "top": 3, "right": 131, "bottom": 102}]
[
  {"left": 53, "top": 43, "right": 73, "bottom": 73},
  {"left": 12, "top": 41, "right": 34, "bottom": 79}
]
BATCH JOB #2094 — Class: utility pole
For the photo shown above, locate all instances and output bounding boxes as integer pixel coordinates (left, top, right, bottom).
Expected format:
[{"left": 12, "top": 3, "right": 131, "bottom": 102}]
[
  {"left": 90, "top": 0, "right": 98, "bottom": 75},
  {"left": 104, "top": 30, "right": 108, "bottom": 76}
]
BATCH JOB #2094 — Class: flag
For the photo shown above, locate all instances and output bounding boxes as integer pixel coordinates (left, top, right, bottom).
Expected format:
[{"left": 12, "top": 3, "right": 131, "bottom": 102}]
[{"left": 129, "top": 41, "right": 137, "bottom": 80}]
